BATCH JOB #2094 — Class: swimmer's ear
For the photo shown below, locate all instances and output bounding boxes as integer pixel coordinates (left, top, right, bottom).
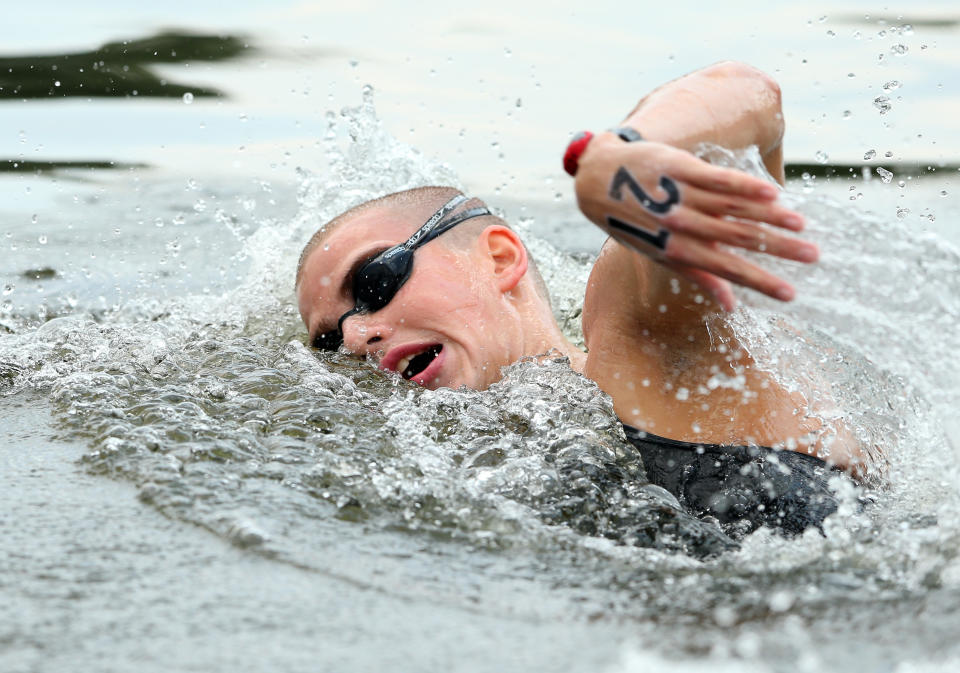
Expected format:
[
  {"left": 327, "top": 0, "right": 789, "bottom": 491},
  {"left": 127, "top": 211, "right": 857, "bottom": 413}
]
[{"left": 479, "top": 225, "right": 528, "bottom": 293}]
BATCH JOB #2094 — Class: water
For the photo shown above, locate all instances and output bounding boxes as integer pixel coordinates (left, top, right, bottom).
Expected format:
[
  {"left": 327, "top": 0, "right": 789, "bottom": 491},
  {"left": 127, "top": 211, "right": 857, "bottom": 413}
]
[{"left": 3, "top": 3, "right": 960, "bottom": 672}]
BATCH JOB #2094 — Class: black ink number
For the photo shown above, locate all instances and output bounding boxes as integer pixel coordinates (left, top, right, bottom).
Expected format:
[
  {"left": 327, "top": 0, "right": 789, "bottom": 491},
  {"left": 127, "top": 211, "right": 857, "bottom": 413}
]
[
  {"left": 606, "top": 166, "right": 678, "bottom": 251},
  {"left": 609, "top": 167, "right": 680, "bottom": 215}
]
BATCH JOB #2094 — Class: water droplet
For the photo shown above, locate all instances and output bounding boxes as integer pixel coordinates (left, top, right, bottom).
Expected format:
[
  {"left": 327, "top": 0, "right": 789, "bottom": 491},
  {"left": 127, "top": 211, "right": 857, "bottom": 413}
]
[
  {"left": 940, "top": 190, "right": 948, "bottom": 197},
  {"left": 2, "top": 284, "right": 14, "bottom": 296},
  {"left": 873, "top": 95, "right": 892, "bottom": 114},
  {"left": 815, "top": 150, "right": 829, "bottom": 164},
  {"left": 876, "top": 167, "right": 893, "bottom": 183},
  {"left": 847, "top": 72, "right": 856, "bottom": 78},
  {"left": 504, "top": 47, "right": 512, "bottom": 57},
  {"left": 349, "top": 59, "right": 359, "bottom": 68},
  {"left": 891, "top": 43, "right": 908, "bottom": 55},
  {"left": 769, "top": 590, "right": 795, "bottom": 612},
  {"left": 882, "top": 80, "right": 901, "bottom": 92},
  {"left": 896, "top": 207, "right": 910, "bottom": 218},
  {"left": 863, "top": 149, "right": 876, "bottom": 160},
  {"left": 515, "top": 98, "right": 522, "bottom": 108},
  {"left": 842, "top": 110, "right": 852, "bottom": 119},
  {"left": 713, "top": 606, "right": 737, "bottom": 627},
  {"left": 38, "top": 235, "right": 47, "bottom": 245},
  {"left": 182, "top": 92, "right": 194, "bottom": 104},
  {"left": 826, "top": 30, "right": 835, "bottom": 36},
  {"left": 885, "top": 150, "right": 894, "bottom": 158},
  {"left": 31, "top": 214, "right": 38, "bottom": 224},
  {"left": 54, "top": 80, "right": 61, "bottom": 87}
]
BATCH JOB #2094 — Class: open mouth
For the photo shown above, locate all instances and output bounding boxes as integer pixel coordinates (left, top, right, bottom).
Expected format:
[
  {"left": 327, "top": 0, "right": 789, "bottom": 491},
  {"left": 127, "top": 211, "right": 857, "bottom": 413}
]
[{"left": 398, "top": 344, "right": 442, "bottom": 380}]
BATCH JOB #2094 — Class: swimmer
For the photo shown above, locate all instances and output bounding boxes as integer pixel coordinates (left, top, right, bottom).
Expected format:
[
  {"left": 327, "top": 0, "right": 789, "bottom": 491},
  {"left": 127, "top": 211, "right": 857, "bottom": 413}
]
[{"left": 295, "top": 62, "right": 866, "bottom": 534}]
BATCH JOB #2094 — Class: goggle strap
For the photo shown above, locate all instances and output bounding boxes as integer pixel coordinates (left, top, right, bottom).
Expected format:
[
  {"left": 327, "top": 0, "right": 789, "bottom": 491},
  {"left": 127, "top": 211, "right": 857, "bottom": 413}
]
[
  {"left": 404, "top": 194, "right": 468, "bottom": 248},
  {"left": 416, "top": 206, "right": 491, "bottom": 248}
]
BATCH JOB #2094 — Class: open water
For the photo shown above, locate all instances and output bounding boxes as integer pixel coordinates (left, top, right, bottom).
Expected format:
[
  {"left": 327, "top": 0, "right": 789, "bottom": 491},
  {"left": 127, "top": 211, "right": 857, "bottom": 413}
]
[{"left": 2, "top": 3, "right": 960, "bottom": 672}]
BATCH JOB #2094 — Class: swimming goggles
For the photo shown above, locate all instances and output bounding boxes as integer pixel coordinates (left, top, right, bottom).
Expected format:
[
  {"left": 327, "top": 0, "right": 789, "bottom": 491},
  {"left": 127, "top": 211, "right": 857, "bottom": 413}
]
[{"left": 311, "top": 194, "right": 491, "bottom": 351}]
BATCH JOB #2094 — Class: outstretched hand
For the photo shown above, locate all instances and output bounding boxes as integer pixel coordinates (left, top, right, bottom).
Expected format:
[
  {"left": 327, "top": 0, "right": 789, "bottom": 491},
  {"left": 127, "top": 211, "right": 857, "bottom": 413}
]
[{"left": 574, "top": 133, "right": 817, "bottom": 311}]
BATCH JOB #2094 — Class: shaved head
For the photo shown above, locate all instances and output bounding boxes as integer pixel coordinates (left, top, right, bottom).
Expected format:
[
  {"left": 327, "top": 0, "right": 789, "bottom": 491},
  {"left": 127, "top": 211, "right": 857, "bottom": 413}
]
[
  {"left": 294, "top": 186, "right": 550, "bottom": 304},
  {"left": 295, "top": 186, "right": 463, "bottom": 289}
]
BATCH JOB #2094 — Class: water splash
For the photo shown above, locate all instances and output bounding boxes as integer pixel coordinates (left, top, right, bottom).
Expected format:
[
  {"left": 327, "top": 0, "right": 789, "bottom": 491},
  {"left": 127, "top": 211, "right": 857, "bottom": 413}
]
[{"left": 696, "top": 144, "right": 960, "bottom": 515}]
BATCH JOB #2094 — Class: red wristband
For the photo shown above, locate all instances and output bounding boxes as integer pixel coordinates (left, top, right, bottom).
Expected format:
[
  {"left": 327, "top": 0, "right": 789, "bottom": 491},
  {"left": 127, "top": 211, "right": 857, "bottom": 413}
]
[{"left": 563, "top": 131, "right": 594, "bottom": 177}]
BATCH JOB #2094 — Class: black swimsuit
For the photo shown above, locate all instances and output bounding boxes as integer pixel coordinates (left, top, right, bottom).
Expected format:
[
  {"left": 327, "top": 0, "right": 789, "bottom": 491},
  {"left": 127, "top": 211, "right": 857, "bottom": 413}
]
[{"left": 622, "top": 424, "right": 845, "bottom": 536}]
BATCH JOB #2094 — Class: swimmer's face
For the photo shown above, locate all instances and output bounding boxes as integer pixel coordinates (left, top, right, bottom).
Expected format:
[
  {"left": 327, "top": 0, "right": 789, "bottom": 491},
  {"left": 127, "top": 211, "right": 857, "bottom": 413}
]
[{"left": 297, "top": 207, "right": 529, "bottom": 390}]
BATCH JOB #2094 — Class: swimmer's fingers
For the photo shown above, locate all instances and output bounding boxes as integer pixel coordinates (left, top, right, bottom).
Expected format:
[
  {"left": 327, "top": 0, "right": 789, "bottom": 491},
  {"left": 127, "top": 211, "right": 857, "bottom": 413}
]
[
  {"left": 673, "top": 154, "right": 783, "bottom": 204},
  {"left": 662, "top": 204, "right": 819, "bottom": 263},
  {"left": 681, "top": 184, "right": 805, "bottom": 232},
  {"left": 662, "top": 236, "right": 795, "bottom": 304}
]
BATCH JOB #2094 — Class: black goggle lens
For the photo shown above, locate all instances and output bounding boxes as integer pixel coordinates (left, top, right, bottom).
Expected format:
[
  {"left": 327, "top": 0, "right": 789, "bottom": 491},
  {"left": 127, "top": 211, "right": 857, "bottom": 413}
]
[
  {"left": 312, "top": 329, "right": 343, "bottom": 351},
  {"left": 352, "top": 247, "right": 414, "bottom": 312}
]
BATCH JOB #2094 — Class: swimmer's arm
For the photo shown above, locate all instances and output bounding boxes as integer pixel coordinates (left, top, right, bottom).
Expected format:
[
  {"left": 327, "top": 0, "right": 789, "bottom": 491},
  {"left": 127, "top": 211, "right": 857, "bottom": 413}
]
[
  {"left": 580, "top": 63, "right": 872, "bottom": 474},
  {"left": 621, "top": 60, "right": 787, "bottom": 184},
  {"left": 575, "top": 61, "right": 816, "bottom": 320}
]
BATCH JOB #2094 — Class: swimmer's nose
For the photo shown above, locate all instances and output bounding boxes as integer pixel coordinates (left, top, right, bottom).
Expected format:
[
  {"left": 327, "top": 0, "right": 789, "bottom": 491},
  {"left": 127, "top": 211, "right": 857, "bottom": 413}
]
[{"left": 340, "top": 313, "right": 392, "bottom": 356}]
